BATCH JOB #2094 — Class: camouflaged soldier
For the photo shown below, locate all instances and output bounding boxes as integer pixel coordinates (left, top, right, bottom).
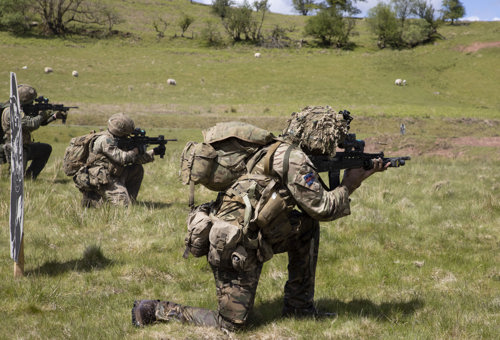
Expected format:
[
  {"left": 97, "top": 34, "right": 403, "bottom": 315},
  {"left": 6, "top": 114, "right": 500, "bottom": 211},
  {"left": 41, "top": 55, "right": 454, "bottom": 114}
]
[
  {"left": 76, "top": 113, "right": 162, "bottom": 207},
  {"left": 132, "top": 106, "right": 389, "bottom": 331},
  {"left": 1, "top": 84, "right": 63, "bottom": 179}
]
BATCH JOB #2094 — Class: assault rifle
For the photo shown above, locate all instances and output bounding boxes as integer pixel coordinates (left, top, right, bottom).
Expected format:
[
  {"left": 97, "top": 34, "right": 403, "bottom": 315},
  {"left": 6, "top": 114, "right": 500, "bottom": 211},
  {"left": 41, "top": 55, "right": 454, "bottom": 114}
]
[
  {"left": 22, "top": 96, "right": 78, "bottom": 124},
  {"left": 308, "top": 112, "right": 411, "bottom": 190},
  {"left": 117, "top": 128, "right": 177, "bottom": 158}
]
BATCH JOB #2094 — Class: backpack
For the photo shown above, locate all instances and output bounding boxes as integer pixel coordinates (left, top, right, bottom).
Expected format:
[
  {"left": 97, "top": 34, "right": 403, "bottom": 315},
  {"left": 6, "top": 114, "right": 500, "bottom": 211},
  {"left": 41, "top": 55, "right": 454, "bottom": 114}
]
[
  {"left": 62, "top": 131, "right": 105, "bottom": 176},
  {"left": 180, "top": 121, "right": 276, "bottom": 207}
]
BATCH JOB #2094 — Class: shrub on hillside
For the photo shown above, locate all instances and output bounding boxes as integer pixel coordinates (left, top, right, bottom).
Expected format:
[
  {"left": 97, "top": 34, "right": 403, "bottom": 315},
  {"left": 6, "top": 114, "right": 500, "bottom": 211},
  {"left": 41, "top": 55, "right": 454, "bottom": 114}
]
[
  {"left": 0, "top": 0, "right": 34, "bottom": 34},
  {"left": 305, "top": 7, "right": 355, "bottom": 48},
  {"left": 368, "top": 0, "right": 440, "bottom": 49}
]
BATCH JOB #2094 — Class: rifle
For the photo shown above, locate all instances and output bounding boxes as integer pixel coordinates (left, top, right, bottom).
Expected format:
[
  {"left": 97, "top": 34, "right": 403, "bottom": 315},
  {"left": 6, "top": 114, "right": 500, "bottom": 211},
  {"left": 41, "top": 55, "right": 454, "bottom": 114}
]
[
  {"left": 22, "top": 96, "right": 78, "bottom": 124},
  {"left": 117, "top": 128, "right": 177, "bottom": 158},
  {"left": 308, "top": 112, "right": 411, "bottom": 190}
]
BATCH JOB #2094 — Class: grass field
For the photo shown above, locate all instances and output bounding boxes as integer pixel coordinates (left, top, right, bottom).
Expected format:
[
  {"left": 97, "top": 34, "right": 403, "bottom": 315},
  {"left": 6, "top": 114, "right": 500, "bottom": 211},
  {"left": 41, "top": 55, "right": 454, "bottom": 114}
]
[{"left": 0, "top": 1, "right": 499, "bottom": 339}]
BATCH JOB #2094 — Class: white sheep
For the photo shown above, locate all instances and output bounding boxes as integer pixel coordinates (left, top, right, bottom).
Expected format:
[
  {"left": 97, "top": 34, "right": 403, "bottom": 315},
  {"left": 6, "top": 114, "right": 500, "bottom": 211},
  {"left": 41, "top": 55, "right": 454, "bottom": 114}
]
[
  {"left": 254, "top": 52, "right": 261, "bottom": 58},
  {"left": 72, "top": 70, "right": 79, "bottom": 77},
  {"left": 395, "top": 78, "right": 402, "bottom": 86},
  {"left": 44, "top": 67, "right": 53, "bottom": 73},
  {"left": 402, "top": 79, "right": 407, "bottom": 86},
  {"left": 167, "top": 78, "right": 176, "bottom": 86}
]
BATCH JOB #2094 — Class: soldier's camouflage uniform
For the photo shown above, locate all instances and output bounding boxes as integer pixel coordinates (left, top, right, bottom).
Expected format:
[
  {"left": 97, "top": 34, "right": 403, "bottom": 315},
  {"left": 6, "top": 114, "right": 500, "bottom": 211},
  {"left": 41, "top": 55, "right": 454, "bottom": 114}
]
[
  {"left": 152, "top": 142, "right": 351, "bottom": 331},
  {"left": 1, "top": 107, "right": 52, "bottom": 179},
  {"left": 80, "top": 130, "right": 154, "bottom": 206}
]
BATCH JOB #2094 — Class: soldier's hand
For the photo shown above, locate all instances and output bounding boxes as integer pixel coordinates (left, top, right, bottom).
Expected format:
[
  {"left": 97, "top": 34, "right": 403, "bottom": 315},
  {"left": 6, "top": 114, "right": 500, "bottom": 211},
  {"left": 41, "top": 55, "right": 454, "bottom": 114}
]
[
  {"left": 41, "top": 110, "right": 53, "bottom": 121},
  {"left": 54, "top": 111, "right": 65, "bottom": 119},
  {"left": 341, "top": 158, "right": 389, "bottom": 194},
  {"left": 153, "top": 144, "right": 166, "bottom": 156}
]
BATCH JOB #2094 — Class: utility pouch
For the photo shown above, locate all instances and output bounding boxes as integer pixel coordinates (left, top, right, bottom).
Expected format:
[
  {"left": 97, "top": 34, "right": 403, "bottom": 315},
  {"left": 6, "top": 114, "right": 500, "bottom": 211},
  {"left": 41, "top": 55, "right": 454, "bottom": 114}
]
[
  {"left": 231, "top": 245, "right": 249, "bottom": 272},
  {"left": 73, "top": 166, "right": 92, "bottom": 191},
  {"left": 87, "top": 165, "right": 110, "bottom": 186},
  {"left": 207, "top": 218, "right": 242, "bottom": 268},
  {"left": 255, "top": 191, "right": 287, "bottom": 228},
  {"left": 184, "top": 202, "right": 213, "bottom": 258},
  {"left": 255, "top": 191, "right": 293, "bottom": 245}
]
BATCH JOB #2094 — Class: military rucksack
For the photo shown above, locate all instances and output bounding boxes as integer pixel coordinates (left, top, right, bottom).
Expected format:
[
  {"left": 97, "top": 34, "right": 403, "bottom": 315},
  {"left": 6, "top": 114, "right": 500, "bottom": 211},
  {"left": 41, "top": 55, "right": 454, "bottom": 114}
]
[
  {"left": 62, "top": 131, "right": 105, "bottom": 176},
  {"left": 180, "top": 121, "right": 277, "bottom": 207}
]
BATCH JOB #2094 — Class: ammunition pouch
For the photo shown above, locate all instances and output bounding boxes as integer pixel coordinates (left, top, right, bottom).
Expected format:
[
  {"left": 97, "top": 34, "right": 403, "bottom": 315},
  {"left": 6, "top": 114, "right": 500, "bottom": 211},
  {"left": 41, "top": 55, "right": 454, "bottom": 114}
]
[
  {"left": 183, "top": 202, "right": 213, "bottom": 258},
  {"left": 207, "top": 218, "right": 242, "bottom": 269},
  {"left": 73, "top": 165, "right": 110, "bottom": 191}
]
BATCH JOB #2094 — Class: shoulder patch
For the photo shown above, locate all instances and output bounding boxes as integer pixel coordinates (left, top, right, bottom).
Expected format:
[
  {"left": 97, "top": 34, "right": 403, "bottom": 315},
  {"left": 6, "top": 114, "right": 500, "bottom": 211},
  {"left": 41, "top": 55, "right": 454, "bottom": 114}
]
[{"left": 303, "top": 172, "right": 316, "bottom": 186}]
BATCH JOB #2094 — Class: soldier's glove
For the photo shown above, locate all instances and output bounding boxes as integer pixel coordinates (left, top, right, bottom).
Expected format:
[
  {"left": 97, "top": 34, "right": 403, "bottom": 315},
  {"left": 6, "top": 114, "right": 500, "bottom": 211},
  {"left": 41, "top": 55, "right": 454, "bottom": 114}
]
[
  {"left": 153, "top": 144, "right": 166, "bottom": 156},
  {"left": 41, "top": 110, "right": 53, "bottom": 121},
  {"left": 40, "top": 110, "right": 54, "bottom": 125},
  {"left": 54, "top": 111, "right": 65, "bottom": 119}
]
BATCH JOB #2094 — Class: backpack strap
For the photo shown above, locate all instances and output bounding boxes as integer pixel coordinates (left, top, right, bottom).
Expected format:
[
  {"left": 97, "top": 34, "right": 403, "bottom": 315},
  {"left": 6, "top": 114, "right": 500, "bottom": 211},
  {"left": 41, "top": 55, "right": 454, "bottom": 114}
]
[
  {"left": 188, "top": 180, "right": 195, "bottom": 208},
  {"left": 282, "top": 144, "right": 293, "bottom": 186},
  {"left": 262, "top": 141, "right": 282, "bottom": 176}
]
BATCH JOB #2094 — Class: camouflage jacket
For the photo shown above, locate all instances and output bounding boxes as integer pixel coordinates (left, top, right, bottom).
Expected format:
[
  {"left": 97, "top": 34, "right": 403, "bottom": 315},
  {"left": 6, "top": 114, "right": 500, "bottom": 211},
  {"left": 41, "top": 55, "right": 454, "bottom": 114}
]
[
  {"left": 215, "top": 142, "right": 350, "bottom": 236},
  {"left": 89, "top": 130, "right": 154, "bottom": 176},
  {"left": 253, "top": 142, "right": 350, "bottom": 221},
  {"left": 1, "top": 107, "right": 44, "bottom": 145}
]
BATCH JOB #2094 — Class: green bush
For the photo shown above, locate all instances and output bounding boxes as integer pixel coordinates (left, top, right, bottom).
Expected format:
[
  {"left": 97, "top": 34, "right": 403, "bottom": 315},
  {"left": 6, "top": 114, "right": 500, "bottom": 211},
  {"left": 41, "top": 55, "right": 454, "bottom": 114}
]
[
  {"left": 0, "top": 0, "right": 33, "bottom": 34},
  {"left": 304, "top": 7, "right": 354, "bottom": 47}
]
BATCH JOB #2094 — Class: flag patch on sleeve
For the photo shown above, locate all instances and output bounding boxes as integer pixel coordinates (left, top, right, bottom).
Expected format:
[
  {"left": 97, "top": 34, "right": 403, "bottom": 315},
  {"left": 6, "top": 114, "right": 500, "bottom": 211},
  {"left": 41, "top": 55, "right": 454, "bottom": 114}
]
[{"left": 303, "top": 172, "right": 316, "bottom": 186}]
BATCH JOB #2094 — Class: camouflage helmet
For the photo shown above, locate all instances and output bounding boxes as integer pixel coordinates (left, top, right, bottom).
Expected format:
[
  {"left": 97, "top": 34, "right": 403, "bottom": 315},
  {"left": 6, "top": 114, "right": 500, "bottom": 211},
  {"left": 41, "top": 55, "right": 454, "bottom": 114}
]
[
  {"left": 17, "top": 85, "right": 37, "bottom": 105},
  {"left": 107, "top": 113, "right": 135, "bottom": 137},
  {"left": 281, "top": 106, "right": 350, "bottom": 157}
]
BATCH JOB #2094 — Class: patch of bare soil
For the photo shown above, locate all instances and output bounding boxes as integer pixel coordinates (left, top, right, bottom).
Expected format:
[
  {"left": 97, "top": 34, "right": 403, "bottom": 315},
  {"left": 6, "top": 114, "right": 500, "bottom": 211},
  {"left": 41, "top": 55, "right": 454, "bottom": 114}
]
[
  {"left": 458, "top": 41, "right": 500, "bottom": 53},
  {"left": 363, "top": 136, "right": 500, "bottom": 159}
]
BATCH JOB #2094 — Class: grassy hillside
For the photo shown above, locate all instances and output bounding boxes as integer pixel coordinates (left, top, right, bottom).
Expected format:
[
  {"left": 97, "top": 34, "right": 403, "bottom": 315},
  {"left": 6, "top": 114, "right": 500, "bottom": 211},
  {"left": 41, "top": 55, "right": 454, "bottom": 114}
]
[
  {"left": 0, "top": 1, "right": 499, "bottom": 339},
  {"left": 0, "top": 0, "right": 498, "bottom": 128}
]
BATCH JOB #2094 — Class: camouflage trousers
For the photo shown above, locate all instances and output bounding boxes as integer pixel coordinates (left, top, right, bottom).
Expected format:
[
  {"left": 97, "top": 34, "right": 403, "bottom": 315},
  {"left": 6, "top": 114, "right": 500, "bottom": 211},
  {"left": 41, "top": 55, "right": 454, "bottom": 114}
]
[
  {"left": 158, "top": 213, "right": 320, "bottom": 331},
  {"left": 3, "top": 142, "right": 52, "bottom": 179},
  {"left": 83, "top": 163, "right": 144, "bottom": 206}
]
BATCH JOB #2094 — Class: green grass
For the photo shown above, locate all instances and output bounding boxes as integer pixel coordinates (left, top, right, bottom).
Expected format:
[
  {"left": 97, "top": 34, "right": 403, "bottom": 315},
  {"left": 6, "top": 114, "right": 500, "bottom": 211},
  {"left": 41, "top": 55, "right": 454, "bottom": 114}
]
[
  {"left": 0, "top": 1, "right": 499, "bottom": 338},
  {"left": 0, "top": 124, "right": 499, "bottom": 339},
  {"left": 0, "top": 4, "right": 499, "bottom": 122}
]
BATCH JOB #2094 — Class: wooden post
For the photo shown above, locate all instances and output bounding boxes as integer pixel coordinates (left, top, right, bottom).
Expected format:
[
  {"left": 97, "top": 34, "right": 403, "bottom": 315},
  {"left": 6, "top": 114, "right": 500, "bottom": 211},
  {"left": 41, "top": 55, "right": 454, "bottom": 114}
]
[{"left": 13, "top": 235, "right": 24, "bottom": 278}]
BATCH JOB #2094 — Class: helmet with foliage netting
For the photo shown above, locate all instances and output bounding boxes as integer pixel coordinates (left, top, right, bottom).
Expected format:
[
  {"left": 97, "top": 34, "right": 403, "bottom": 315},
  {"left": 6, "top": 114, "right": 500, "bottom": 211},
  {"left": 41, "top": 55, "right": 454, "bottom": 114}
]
[{"left": 281, "top": 106, "right": 351, "bottom": 157}]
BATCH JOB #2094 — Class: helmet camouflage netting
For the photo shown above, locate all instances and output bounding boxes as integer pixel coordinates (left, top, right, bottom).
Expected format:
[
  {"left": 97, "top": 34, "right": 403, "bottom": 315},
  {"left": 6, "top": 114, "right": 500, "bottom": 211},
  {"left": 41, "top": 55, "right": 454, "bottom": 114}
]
[{"left": 281, "top": 106, "right": 350, "bottom": 157}]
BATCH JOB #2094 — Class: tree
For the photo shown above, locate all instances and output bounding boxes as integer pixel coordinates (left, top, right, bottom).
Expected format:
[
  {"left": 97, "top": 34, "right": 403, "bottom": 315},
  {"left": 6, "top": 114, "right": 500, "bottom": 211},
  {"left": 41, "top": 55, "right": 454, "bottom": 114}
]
[
  {"left": 0, "top": 0, "right": 34, "bottom": 33},
  {"left": 440, "top": 0, "right": 465, "bottom": 24},
  {"left": 368, "top": 0, "right": 440, "bottom": 49},
  {"left": 367, "top": 3, "right": 401, "bottom": 48},
  {"left": 178, "top": 13, "right": 195, "bottom": 37},
  {"left": 391, "top": 0, "right": 414, "bottom": 27},
  {"left": 292, "top": 0, "right": 316, "bottom": 16},
  {"left": 33, "top": 0, "right": 122, "bottom": 35},
  {"left": 324, "top": 0, "right": 366, "bottom": 16},
  {"left": 412, "top": 0, "right": 439, "bottom": 33},
  {"left": 305, "top": 7, "right": 354, "bottom": 47},
  {"left": 211, "top": 0, "right": 234, "bottom": 19},
  {"left": 251, "top": 0, "right": 270, "bottom": 41}
]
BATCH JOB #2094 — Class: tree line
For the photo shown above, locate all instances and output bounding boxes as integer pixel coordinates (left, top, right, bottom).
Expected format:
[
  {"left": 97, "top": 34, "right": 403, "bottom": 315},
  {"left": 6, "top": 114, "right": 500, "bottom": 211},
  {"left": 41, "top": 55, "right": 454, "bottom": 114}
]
[{"left": 0, "top": 0, "right": 467, "bottom": 50}]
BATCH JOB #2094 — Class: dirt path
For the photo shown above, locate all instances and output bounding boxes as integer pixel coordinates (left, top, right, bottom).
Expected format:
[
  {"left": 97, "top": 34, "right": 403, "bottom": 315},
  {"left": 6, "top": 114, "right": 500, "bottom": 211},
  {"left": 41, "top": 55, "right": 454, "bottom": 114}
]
[{"left": 459, "top": 41, "right": 500, "bottom": 53}]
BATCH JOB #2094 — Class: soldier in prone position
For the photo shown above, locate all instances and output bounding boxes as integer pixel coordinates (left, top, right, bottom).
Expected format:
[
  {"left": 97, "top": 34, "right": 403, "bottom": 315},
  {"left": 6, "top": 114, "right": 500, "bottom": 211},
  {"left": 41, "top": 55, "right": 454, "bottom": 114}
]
[
  {"left": 132, "top": 106, "right": 389, "bottom": 331},
  {"left": 1, "top": 85, "right": 64, "bottom": 179},
  {"left": 75, "top": 113, "right": 163, "bottom": 207}
]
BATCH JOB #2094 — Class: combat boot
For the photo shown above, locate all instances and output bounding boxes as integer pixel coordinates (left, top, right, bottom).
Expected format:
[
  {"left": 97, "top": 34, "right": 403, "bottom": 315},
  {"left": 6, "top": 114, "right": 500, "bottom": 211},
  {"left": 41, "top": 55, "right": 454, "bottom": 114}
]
[
  {"left": 132, "top": 300, "right": 160, "bottom": 327},
  {"left": 282, "top": 305, "right": 337, "bottom": 319}
]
